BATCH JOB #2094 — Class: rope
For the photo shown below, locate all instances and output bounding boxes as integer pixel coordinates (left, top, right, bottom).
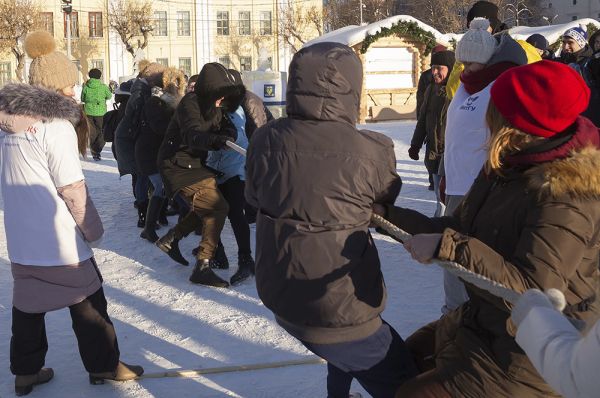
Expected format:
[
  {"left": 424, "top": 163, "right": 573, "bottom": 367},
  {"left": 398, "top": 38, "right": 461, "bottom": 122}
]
[
  {"left": 370, "top": 214, "right": 521, "bottom": 304},
  {"left": 138, "top": 357, "right": 325, "bottom": 380}
]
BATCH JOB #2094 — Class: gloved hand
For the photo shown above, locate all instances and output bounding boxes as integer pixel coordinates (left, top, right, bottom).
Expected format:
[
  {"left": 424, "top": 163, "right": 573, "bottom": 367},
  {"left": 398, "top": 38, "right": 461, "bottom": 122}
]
[
  {"left": 511, "top": 288, "right": 566, "bottom": 329},
  {"left": 208, "top": 134, "right": 230, "bottom": 151},
  {"left": 408, "top": 145, "right": 420, "bottom": 161}
]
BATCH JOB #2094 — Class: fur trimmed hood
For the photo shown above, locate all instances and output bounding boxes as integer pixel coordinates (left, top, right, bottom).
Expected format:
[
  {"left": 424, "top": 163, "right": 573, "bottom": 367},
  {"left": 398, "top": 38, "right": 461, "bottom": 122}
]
[
  {"left": 0, "top": 83, "right": 81, "bottom": 133},
  {"left": 527, "top": 145, "right": 600, "bottom": 200}
]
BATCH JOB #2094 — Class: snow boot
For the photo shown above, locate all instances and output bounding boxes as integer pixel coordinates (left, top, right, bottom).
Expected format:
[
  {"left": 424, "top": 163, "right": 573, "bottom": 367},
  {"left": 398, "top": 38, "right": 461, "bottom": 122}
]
[
  {"left": 156, "top": 229, "right": 189, "bottom": 266},
  {"left": 230, "top": 253, "right": 255, "bottom": 286},
  {"left": 158, "top": 199, "right": 169, "bottom": 226},
  {"left": 140, "top": 197, "right": 163, "bottom": 243},
  {"left": 193, "top": 241, "right": 229, "bottom": 269},
  {"left": 89, "top": 361, "right": 144, "bottom": 384},
  {"left": 189, "top": 259, "right": 229, "bottom": 288},
  {"left": 137, "top": 200, "right": 148, "bottom": 228},
  {"left": 15, "top": 368, "right": 54, "bottom": 396}
]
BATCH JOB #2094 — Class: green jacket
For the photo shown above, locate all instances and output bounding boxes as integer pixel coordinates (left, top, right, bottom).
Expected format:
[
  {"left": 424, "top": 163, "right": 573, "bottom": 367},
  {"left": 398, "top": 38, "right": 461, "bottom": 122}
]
[{"left": 81, "top": 78, "right": 112, "bottom": 116}]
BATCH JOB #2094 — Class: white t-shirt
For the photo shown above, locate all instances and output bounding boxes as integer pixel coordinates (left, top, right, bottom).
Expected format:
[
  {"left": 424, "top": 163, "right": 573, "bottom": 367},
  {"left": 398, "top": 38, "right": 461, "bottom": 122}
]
[
  {"left": 443, "top": 82, "right": 494, "bottom": 196},
  {"left": 0, "top": 119, "right": 93, "bottom": 265}
]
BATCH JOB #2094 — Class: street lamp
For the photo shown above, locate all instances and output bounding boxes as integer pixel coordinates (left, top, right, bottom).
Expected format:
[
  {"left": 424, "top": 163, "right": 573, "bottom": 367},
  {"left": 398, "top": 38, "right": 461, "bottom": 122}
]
[{"left": 62, "top": 0, "right": 72, "bottom": 58}]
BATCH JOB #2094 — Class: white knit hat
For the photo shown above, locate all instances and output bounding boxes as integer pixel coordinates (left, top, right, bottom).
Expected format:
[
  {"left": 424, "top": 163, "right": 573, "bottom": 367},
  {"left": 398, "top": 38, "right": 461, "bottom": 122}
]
[{"left": 456, "top": 18, "right": 497, "bottom": 64}]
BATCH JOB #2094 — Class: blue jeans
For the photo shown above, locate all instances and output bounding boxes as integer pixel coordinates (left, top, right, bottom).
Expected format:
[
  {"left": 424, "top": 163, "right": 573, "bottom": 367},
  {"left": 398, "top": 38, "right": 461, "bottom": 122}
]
[
  {"left": 302, "top": 322, "right": 418, "bottom": 398},
  {"left": 134, "top": 175, "right": 149, "bottom": 203}
]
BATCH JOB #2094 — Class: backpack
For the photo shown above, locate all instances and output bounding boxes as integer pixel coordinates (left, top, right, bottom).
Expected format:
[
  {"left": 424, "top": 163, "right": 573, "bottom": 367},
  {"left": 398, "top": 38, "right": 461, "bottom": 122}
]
[{"left": 102, "top": 97, "right": 128, "bottom": 142}]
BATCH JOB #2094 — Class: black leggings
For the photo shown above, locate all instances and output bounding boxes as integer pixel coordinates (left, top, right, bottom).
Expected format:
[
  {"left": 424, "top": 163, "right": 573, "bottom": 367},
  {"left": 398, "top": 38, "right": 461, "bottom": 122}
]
[{"left": 219, "top": 176, "right": 251, "bottom": 256}]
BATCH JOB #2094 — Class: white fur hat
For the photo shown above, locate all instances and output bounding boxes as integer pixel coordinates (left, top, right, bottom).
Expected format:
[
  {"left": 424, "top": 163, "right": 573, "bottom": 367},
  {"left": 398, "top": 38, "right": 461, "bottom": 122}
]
[{"left": 456, "top": 18, "right": 497, "bottom": 64}]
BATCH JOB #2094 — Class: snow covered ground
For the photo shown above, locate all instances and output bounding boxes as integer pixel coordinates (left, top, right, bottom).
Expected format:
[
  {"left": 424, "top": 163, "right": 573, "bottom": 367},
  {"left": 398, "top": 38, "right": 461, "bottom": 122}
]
[{"left": 0, "top": 120, "right": 444, "bottom": 398}]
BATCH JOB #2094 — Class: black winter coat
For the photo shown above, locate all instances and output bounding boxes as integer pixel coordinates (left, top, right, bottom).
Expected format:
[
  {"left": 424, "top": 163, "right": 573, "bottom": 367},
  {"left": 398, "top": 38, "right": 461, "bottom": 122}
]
[
  {"left": 157, "top": 63, "right": 242, "bottom": 197},
  {"left": 245, "top": 42, "right": 402, "bottom": 345},
  {"left": 135, "top": 93, "right": 177, "bottom": 176},
  {"left": 416, "top": 69, "right": 433, "bottom": 118},
  {"left": 410, "top": 82, "right": 448, "bottom": 174},
  {"left": 243, "top": 90, "right": 274, "bottom": 139}
]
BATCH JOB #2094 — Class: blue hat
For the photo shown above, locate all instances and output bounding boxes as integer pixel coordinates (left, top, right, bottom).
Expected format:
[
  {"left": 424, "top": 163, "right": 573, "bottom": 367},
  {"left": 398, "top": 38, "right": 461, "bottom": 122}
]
[{"left": 563, "top": 26, "right": 587, "bottom": 49}]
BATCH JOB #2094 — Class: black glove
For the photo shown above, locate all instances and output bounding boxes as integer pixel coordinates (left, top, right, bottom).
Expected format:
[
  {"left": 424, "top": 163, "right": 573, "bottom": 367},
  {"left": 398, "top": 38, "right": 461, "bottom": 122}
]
[
  {"left": 408, "top": 145, "right": 420, "bottom": 161},
  {"left": 208, "top": 134, "right": 230, "bottom": 151}
]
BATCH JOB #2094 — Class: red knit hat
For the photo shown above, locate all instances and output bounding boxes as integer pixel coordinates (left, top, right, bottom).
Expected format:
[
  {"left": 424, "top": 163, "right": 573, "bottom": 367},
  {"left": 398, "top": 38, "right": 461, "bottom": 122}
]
[{"left": 490, "top": 60, "right": 590, "bottom": 137}]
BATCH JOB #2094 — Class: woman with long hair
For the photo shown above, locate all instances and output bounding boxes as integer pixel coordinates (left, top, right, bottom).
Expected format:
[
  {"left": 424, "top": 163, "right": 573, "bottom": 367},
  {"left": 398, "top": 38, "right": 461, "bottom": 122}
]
[{"left": 376, "top": 60, "right": 600, "bottom": 397}]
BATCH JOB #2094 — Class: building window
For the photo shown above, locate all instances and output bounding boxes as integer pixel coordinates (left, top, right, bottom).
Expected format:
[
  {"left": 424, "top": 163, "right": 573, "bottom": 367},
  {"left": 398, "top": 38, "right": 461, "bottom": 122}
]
[
  {"left": 41, "top": 12, "right": 54, "bottom": 35},
  {"left": 177, "top": 11, "right": 190, "bottom": 36},
  {"left": 154, "top": 11, "right": 168, "bottom": 36},
  {"left": 259, "top": 11, "right": 272, "bottom": 35},
  {"left": 0, "top": 62, "right": 11, "bottom": 86},
  {"left": 573, "top": 0, "right": 576, "bottom": 4},
  {"left": 90, "top": 59, "right": 104, "bottom": 79},
  {"left": 89, "top": 12, "right": 103, "bottom": 37},
  {"left": 217, "top": 11, "right": 229, "bottom": 35},
  {"left": 572, "top": 15, "right": 578, "bottom": 21},
  {"left": 63, "top": 11, "right": 79, "bottom": 38},
  {"left": 239, "top": 11, "right": 251, "bottom": 35},
  {"left": 179, "top": 57, "right": 191, "bottom": 76},
  {"left": 218, "top": 56, "right": 231, "bottom": 68},
  {"left": 240, "top": 56, "right": 252, "bottom": 71},
  {"left": 156, "top": 58, "right": 169, "bottom": 66}
]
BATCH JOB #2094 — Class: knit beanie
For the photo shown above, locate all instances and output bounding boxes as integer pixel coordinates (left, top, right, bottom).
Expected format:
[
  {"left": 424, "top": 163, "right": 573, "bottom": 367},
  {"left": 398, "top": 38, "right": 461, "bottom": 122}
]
[
  {"left": 24, "top": 30, "right": 78, "bottom": 91},
  {"left": 456, "top": 18, "right": 497, "bottom": 64},
  {"left": 467, "top": 1, "right": 501, "bottom": 32},
  {"left": 88, "top": 68, "right": 102, "bottom": 79},
  {"left": 526, "top": 34, "right": 549, "bottom": 51},
  {"left": 564, "top": 26, "right": 588, "bottom": 49},
  {"left": 490, "top": 60, "right": 590, "bottom": 138},
  {"left": 431, "top": 50, "right": 456, "bottom": 70}
]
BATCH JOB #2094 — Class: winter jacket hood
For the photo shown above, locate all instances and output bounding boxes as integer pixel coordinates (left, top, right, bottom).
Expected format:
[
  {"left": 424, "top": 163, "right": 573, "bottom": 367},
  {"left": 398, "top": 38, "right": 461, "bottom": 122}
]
[
  {"left": 286, "top": 42, "right": 362, "bottom": 125},
  {"left": 194, "top": 63, "right": 244, "bottom": 119},
  {"left": 523, "top": 122, "right": 600, "bottom": 201},
  {"left": 0, "top": 83, "right": 81, "bottom": 133}
]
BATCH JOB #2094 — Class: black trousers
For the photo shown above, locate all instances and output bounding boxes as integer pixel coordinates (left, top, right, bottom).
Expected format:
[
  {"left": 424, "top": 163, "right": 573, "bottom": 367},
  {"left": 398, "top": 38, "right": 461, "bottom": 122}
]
[
  {"left": 10, "top": 287, "right": 120, "bottom": 375},
  {"left": 88, "top": 115, "right": 105, "bottom": 157},
  {"left": 218, "top": 176, "right": 251, "bottom": 256}
]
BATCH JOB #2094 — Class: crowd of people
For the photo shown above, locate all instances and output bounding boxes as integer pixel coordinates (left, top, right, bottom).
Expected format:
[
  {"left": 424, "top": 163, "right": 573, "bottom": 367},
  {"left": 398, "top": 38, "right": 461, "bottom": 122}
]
[{"left": 0, "top": 0, "right": 599, "bottom": 396}]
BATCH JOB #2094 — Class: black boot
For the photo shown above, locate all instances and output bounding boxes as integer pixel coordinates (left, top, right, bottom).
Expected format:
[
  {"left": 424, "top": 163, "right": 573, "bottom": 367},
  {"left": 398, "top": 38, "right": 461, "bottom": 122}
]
[
  {"left": 230, "top": 253, "right": 255, "bottom": 285},
  {"left": 158, "top": 199, "right": 169, "bottom": 226},
  {"left": 193, "top": 241, "right": 229, "bottom": 269},
  {"left": 156, "top": 229, "right": 189, "bottom": 266},
  {"left": 141, "top": 197, "right": 163, "bottom": 243},
  {"left": 137, "top": 200, "right": 148, "bottom": 228},
  {"left": 189, "top": 259, "right": 229, "bottom": 288}
]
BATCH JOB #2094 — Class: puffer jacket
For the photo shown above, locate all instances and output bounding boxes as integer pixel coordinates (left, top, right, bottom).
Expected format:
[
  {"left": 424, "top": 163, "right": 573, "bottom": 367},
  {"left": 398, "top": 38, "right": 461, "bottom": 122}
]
[
  {"left": 114, "top": 78, "right": 151, "bottom": 176},
  {"left": 135, "top": 90, "right": 178, "bottom": 176},
  {"left": 81, "top": 78, "right": 112, "bottom": 116},
  {"left": 386, "top": 116, "right": 600, "bottom": 397},
  {"left": 245, "top": 42, "right": 402, "bottom": 345},
  {"left": 157, "top": 63, "right": 241, "bottom": 197}
]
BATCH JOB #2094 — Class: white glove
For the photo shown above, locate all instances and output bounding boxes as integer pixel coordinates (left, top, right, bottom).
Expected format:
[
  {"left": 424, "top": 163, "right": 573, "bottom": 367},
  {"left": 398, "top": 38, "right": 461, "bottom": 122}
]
[{"left": 511, "top": 288, "right": 566, "bottom": 328}]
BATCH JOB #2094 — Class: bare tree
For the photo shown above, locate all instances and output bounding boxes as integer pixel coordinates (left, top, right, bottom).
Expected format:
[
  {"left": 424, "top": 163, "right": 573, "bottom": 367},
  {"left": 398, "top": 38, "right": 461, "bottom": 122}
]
[
  {"left": 108, "top": 0, "right": 153, "bottom": 58},
  {"left": 279, "top": 4, "right": 324, "bottom": 52},
  {"left": 0, "top": 0, "right": 41, "bottom": 82},
  {"left": 324, "top": 0, "right": 395, "bottom": 31}
]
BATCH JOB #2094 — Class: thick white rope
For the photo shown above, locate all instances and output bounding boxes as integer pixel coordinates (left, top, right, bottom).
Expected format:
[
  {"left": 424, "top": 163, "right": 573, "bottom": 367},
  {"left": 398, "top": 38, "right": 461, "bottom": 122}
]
[{"left": 371, "top": 213, "right": 521, "bottom": 304}]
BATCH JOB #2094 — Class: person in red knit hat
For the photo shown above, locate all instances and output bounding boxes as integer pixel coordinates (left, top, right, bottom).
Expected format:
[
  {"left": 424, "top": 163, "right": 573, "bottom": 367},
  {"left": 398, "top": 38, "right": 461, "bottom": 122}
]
[{"left": 373, "top": 60, "right": 600, "bottom": 397}]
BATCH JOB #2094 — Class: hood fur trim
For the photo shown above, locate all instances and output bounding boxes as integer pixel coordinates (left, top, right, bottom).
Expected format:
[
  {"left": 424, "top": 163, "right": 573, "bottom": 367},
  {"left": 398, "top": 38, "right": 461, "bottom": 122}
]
[
  {"left": 527, "top": 146, "right": 600, "bottom": 200},
  {"left": 0, "top": 83, "right": 81, "bottom": 126}
]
